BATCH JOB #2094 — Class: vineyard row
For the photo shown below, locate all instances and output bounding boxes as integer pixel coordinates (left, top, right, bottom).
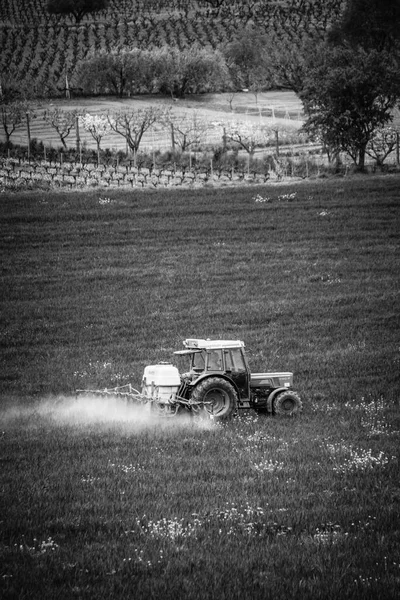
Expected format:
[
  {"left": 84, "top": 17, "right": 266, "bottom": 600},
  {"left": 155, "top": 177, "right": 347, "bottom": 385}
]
[
  {"left": 0, "top": 0, "right": 345, "bottom": 27},
  {"left": 1, "top": 0, "right": 346, "bottom": 95},
  {"left": 1, "top": 19, "right": 235, "bottom": 94}
]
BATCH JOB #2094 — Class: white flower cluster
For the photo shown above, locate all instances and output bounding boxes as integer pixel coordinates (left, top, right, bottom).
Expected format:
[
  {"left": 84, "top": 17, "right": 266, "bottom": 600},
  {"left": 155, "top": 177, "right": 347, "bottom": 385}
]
[
  {"left": 133, "top": 502, "right": 295, "bottom": 543},
  {"left": 253, "top": 458, "right": 285, "bottom": 473},
  {"left": 253, "top": 192, "right": 297, "bottom": 203},
  {"left": 325, "top": 442, "right": 392, "bottom": 473},
  {"left": 99, "top": 196, "right": 114, "bottom": 205},
  {"left": 302, "top": 523, "right": 348, "bottom": 546},
  {"left": 17, "top": 537, "right": 59, "bottom": 555},
  {"left": 81, "top": 476, "right": 102, "bottom": 484},
  {"left": 277, "top": 192, "right": 297, "bottom": 201},
  {"left": 136, "top": 516, "right": 199, "bottom": 541},
  {"left": 253, "top": 194, "right": 272, "bottom": 203},
  {"left": 81, "top": 113, "right": 112, "bottom": 137},
  {"left": 108, "top": 461, "right": 144, "bottom": 474},
  {"left": 344, "top": 397, "right": 394, "bottom": 437}
]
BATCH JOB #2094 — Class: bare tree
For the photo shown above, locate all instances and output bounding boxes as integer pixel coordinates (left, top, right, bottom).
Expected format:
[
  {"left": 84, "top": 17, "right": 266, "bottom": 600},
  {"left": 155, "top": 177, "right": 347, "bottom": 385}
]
[
  {"left": 43, "top": 108, "right": 80, "bottom": 149},
  {"left": 166, "top": 113, "right": 209, "bottom": 152},
  {"left": 0, "top": 101, "right": 33, "bottom": 149},
  {"left": 225, "top": 122, "right": 270, "bottom": 155},
  {"left": 107, "top": 107, "right": 169, "bottom": 154},
  {"left": 366, "top": 126, "right": 399, "bottom": 166}
]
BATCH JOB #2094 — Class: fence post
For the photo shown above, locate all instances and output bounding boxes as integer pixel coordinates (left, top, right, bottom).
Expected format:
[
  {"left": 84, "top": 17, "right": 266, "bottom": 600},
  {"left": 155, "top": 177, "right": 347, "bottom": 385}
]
[
  {"left": 171, "top": 123, "right": 175, "bottom": 150},
  {"left": 26, "top": 112, "right": 31, "bottom": 161},
  {"left": 75, "top": 115, "right": 80, "bottom": 153}
]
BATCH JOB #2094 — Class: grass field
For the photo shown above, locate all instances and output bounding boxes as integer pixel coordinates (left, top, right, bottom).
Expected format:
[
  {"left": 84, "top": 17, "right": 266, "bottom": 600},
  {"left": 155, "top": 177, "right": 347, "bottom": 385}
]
[{"left": 1, "top": 175, "right": 400, "bottom": 598}]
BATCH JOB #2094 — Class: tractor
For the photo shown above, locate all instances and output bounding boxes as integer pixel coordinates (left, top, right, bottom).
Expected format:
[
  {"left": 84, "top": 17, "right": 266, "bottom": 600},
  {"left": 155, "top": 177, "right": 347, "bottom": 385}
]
[
  {"left": 151, "top": 338, "right": 302, "bottom": 419},
  {"left": 77, "top": 339, "right": 303, "bottom": 421}
]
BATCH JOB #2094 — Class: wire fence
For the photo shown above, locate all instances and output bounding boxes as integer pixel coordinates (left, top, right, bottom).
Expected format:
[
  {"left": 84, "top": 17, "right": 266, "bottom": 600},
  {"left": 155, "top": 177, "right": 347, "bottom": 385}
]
[
  {"left": 2, "top": 106, "right": 400, "bottom": 171},
  {"left": 0, "top": 104, "right": 304, "bottom": 155}
]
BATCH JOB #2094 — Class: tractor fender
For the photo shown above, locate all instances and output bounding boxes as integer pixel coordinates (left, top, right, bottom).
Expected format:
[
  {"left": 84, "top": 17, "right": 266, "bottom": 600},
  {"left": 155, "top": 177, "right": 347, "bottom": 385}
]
[
  {"left": 188, "top": 373, "right": 240, "bottom": 397},
  {"left": 265, "top": 387, "right": 289, "bottom": 413}
]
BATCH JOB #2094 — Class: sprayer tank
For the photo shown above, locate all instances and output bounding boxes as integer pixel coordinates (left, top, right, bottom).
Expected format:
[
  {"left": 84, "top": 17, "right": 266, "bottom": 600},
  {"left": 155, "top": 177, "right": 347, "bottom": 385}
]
[{"left": 142, "top": 364, "right": 181, "bottom": 403}]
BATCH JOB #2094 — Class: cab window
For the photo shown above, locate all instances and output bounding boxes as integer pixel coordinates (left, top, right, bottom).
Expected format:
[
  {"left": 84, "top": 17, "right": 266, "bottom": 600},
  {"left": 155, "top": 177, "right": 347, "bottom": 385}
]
[
  {"left": 225, "top": 350, "right": 233, "bottom": 371},
  {"left": 206, "top": 349, "right": 223, "bottom": 371},
  {"left": 230, "top": 348, "right": 246, "bottom": 371},
  {"left": 192, "top": 351, "right": 205, "bottom": 372}
]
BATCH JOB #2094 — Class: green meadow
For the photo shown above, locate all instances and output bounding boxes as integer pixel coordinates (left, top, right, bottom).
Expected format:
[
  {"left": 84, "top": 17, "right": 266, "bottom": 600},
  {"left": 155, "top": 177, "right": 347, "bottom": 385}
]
[{"left": 1, "top": 176, "right": 400, "bottom": 599}]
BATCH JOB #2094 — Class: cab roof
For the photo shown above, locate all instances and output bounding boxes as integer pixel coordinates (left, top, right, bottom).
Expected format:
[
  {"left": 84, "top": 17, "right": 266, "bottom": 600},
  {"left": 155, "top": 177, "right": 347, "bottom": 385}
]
[{"left": 182, "top": 338, "right": 245, "bottom": 350}]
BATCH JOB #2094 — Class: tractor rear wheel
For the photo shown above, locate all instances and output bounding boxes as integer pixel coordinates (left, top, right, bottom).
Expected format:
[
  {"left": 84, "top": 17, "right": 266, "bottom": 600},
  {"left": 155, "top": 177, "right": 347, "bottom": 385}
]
[
  {"left": 190, "top": 377, "right": 238, "bottom": 421},
  {"left": 273, "top": 391, "right": 303, "bottom": 416}
]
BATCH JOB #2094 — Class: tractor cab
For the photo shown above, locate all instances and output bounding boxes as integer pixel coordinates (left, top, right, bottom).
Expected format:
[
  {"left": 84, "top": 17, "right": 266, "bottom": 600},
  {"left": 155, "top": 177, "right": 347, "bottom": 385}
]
[{"left": 174, "top": 339, "right": 251, "bottom": 403}]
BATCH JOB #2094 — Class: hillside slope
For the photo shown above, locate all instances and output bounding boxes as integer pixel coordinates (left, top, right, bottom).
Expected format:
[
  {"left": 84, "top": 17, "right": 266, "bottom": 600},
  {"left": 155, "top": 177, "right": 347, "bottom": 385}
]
[{"left": 0, "top": 0, "right": 344, "bottom": 96}]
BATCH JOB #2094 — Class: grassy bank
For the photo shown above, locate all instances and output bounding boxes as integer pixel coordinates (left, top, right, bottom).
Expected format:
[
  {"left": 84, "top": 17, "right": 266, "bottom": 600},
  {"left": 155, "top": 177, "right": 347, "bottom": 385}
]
[{"left": 1, "top": 175, "right": 399, "bottom": 599}]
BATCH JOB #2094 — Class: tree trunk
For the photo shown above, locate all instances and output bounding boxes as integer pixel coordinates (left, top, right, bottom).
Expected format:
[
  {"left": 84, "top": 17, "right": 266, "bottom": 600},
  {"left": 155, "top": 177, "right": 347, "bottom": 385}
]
[
  {"left": 275, "top": 130, "right": 280, "bottom": 156},
  {"left": 357, "top": 144, "right": 367, "bottom": 172}
]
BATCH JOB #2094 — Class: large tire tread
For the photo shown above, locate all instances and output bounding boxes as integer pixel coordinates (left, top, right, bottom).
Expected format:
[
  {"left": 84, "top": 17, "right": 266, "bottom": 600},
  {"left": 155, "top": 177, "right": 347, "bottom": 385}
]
[
  {"left": 274, "top": 390, "right": 303, "bottom": 416},
  {"left": 190, "top": 377, "right": 238, "bottom": 421}
]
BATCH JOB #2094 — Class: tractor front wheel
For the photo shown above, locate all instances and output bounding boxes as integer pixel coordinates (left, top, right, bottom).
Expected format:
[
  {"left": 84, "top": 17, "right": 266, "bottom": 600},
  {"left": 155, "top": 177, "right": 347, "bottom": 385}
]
[
  {"left": 273, "top": 391, "right": 303, "bottom": 416},
  {"left": 190, "top": 378, "right": 238, "bottom": 421}
]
